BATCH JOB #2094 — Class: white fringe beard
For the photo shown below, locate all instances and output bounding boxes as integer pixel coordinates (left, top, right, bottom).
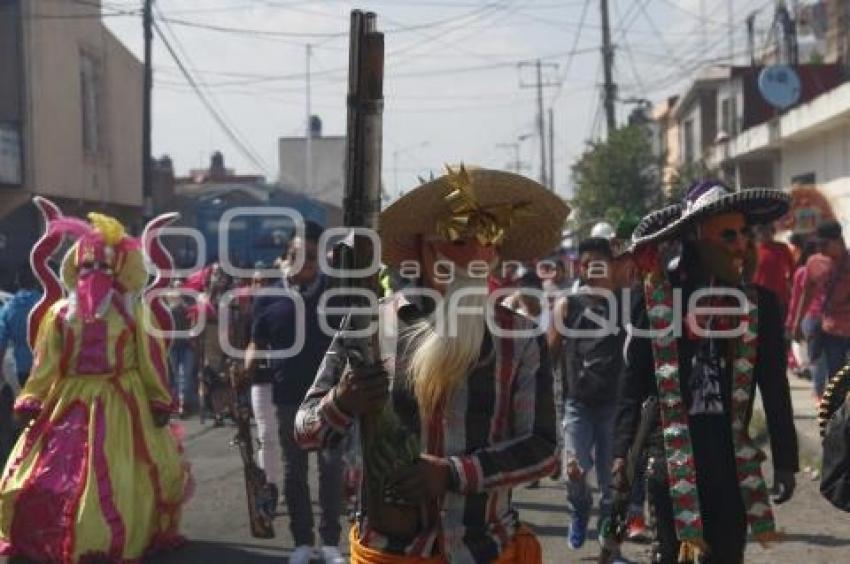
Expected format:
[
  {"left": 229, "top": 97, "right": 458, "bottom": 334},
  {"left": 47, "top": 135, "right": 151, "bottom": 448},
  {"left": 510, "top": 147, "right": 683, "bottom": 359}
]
[{"left": 404, "top": 271, "right": 490, "bottom": 415}]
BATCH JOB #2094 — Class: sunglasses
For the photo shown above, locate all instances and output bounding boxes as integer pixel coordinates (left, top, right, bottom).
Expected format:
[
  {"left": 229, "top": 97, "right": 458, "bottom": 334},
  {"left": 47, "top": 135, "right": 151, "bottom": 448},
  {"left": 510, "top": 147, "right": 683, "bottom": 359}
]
[{"left": 719, "top": 226, "right": 752, "bottom": 244}]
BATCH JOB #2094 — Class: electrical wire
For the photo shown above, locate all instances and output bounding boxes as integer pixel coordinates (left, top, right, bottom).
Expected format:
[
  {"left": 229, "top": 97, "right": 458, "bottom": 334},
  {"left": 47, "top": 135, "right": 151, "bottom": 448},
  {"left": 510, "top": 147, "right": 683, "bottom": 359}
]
[
  {"left": 152, "top": 19, "right": 270, "bottom": 174},
  {"left": 155, "top": 6, "right": 270, "bottom": 171},
  {"left": 548, "top": 0, "right": 592, "bottom": 107}
]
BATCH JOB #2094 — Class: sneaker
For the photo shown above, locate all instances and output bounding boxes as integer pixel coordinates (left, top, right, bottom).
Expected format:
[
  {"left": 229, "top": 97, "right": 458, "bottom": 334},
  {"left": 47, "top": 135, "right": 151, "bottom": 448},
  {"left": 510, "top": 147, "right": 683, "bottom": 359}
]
[
  {"left": 289, "top": 545, "right": 314, "bottom": 564},
  {"left": 568, "top": 514, "right": 588, "bottom": 549},
  {"left": 320, "top": 545, "right": 346, "bottom": 563},
  {"left": 626, "top": 513, "right": 648, "bottom": 541}
]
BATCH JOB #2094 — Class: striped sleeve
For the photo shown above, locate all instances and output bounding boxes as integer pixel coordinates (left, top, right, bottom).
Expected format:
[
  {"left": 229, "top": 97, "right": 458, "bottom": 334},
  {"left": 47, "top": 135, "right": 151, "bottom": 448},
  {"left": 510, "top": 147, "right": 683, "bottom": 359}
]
[
  {"left": 294, "top": 329, "right": 354, "bottom": 450},
  {"left": 448, "top": 335, "right": 558, "bottom": 494}
]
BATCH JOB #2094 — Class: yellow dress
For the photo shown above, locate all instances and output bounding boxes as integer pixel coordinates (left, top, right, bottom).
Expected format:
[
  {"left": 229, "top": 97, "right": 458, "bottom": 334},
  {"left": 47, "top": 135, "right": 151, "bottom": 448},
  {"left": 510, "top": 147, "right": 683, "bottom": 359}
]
[{"left": 0, "top": 297, "right": 191, "bottom": 563}]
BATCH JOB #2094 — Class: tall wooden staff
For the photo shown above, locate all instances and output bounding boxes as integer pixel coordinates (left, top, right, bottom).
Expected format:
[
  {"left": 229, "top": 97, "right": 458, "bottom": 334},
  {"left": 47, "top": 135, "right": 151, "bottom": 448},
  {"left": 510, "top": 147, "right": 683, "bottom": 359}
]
[{"left": 340, "top": 10, "right": 422, "bottom": 536}]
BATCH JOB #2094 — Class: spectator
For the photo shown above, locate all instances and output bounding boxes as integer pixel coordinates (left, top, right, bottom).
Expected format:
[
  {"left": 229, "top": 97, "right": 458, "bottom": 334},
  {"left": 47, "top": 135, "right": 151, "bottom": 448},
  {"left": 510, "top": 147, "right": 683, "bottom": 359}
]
[
  {"left": 751, "top": 223, "right": 795, "bottom": 317},
  {"left": 547, "top": 237, "right": 624, "bottom": 550},
  {"left": 248, "top": 222, "right": 345, "bottom": 564},
  {"left": 167, "top": 279, "right": 198, "bottom": 418},
  {"left": 793, "top": 221, "right": 850, "bottom": 379},
  {"left": 0, "top": 267, "right": 41, "bottom": 465},
  {"left": 244, "top": 262, "right": 282, "bottom": 514},
  {"left": 787, "top": 240, "right": 828, "bottom": 399}
]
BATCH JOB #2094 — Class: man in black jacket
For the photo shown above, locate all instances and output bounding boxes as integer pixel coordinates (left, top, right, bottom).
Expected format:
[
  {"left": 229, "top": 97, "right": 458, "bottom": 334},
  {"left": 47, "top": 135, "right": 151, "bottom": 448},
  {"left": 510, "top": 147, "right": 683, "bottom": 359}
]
[
  {"left": 249, "top": 222, "right": 345, "bottom": 564},
  {"left": 612, "top": 181, "right": 799, "bottom": 564},
  {"left": 548, "top": 237, "right": 625, "bottom": 550}
]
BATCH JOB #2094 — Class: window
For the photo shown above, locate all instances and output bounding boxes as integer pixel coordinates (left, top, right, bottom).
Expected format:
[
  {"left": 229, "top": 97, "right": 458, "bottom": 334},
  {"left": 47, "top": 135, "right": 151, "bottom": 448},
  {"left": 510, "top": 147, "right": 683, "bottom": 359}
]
[
  {"left": 720, "top": 98, "right": 731, "bottom": 136},
  {"left": 683, "top": 119, "right": 695, "bottom": 163},
  {"left": 0, "top": 122, "right": 22, "bottom": 185},
  {"left": 730, "top": 96, "right": 738, "bottom": 135},
  {"left": 80, "top": 51, "right": 102, "bottom": 155},
  {"left": 791, "top": 172, "right": 816, "bottom": 185}
]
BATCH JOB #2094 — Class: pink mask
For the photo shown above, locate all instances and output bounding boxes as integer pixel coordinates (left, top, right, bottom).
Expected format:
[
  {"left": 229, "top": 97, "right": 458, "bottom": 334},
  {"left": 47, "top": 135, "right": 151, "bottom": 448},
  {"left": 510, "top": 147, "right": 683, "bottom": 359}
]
[{"left": 77, "top": 269, "right": 113, "bottom": 321}]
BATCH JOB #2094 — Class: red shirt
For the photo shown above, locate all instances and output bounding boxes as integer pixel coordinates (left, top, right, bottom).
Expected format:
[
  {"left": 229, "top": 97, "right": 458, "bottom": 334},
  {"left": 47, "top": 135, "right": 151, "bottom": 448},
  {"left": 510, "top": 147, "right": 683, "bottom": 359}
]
[
  {"left": 752, "top": 241, "right": 795, "bottom": 307},
  {"left": 808, "top": 252, "right": 850, "bottom": 337}
]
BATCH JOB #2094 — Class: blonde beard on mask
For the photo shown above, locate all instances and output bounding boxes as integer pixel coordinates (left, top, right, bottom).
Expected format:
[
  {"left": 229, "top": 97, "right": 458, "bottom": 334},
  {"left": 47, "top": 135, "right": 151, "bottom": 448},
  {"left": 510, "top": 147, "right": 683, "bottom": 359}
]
[{"left": 404, "top": 266, "right": 491, "bottom": 416}]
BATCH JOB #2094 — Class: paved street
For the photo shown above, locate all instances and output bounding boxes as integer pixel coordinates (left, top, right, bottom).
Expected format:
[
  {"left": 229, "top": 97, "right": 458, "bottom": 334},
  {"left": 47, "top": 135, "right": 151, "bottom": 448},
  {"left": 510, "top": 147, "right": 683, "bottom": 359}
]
[
  {"left": 0, "top": 373, "right": 844, "bottom": 564},
  {"left": 141, "top": 373, "right": 849, "bottom": 563}
]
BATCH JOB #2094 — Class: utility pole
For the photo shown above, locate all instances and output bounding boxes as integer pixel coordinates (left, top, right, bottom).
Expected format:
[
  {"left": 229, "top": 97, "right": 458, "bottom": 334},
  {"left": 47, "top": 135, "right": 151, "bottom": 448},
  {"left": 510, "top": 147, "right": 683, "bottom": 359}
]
[
  {"left": 548, "top": 108, "right": 555, "bottom": 191},
  {"left": 599, "top": 0, "right": 617, "bottom": 137},
  {"left": 519, "top": 60, "right": 558, "bottom": 188},
  {"left": 535, "top": 61, "right": 546, "bottom": 188},
  {"left": 305, "top": 44, "right": 313, "bottom": 195},
  {"left": 747, "top": 12, "right": 757, "bottom": 65},
  {"left": 728, "top": 0, "right": 734, "bottom": 64},
  {"left": 142, "top": 0, "right": 154, "bottom": 220}
]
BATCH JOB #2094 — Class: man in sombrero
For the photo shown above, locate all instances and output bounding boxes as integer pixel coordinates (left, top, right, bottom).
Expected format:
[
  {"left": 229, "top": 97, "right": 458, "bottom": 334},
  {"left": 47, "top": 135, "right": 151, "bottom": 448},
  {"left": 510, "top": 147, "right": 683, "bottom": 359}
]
[
  {"left": 612, "top": 180, "right": 799, "bottom": 563},
  {"left": 295, "top": 166, "right": 568, "bottom": 563}
]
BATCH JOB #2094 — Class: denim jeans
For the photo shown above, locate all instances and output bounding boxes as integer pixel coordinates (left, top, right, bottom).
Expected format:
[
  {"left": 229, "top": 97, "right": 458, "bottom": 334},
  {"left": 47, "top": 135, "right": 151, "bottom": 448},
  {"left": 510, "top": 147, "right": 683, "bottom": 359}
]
[
  {"left": 802, "top": 316, "right": 830, "bottom": 397},
  {"left": 169, "top": 342, "right": 197, "bottom": 409},
  {"left": 563, "top": 399, "right": 617, "bottom": 520},
  {"left": 277, "top": 403, "right": 344, "bottom": 547}
]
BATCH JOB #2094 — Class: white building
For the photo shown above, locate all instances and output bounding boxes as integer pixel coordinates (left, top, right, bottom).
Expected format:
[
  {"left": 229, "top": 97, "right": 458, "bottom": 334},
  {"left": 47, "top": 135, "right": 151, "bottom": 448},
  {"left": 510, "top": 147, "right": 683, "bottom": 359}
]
[
  {"left": 278, "top": 116, "right": 346, "bottom": 209},
  {"left": 717, "top": 82, "right": 850, "bottom": 227}
]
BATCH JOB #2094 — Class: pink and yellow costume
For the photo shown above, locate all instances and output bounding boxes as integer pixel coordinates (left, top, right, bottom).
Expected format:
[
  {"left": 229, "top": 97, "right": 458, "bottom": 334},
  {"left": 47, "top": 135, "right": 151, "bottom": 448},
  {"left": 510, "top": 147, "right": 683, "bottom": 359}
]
[{"left": 0, "top": 199, "right": 191, "bottom": 563}]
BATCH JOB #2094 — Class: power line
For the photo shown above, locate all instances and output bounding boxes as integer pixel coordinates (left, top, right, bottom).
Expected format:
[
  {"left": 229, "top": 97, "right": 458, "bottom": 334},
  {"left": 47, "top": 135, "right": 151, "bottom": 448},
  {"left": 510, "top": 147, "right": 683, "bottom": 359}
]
[
  {"left": 152, "top": 19, "right": 270, "bottom": 174},
  {"left": 155, "top": 5, "right": 269, "bottom": 171},
  {"left": 633, "top": 0, "right": 689, "bottom": 72},
  {"left": 381, "top": 2, "right": 518, "bottom": 63},
  {"left": 549, "top": 0, "right": 591, "bottom": 107}
]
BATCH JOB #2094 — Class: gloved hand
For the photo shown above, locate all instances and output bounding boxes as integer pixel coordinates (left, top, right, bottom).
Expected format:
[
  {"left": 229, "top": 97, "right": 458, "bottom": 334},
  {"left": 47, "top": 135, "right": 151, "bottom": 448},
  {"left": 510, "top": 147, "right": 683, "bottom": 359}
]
[
  {"left": 333, "top": 361, "right": 389, "bottom": 417},
  {"left": 770, "top": 469, "right": 796, "bottom": 504}
]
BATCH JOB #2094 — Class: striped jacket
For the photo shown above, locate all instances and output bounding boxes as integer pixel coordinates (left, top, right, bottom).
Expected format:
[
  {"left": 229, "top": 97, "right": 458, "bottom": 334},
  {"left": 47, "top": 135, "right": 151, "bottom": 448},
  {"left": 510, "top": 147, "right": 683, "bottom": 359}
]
[{"left": 294, "top": 293, "right": 557, "bottom": 563}]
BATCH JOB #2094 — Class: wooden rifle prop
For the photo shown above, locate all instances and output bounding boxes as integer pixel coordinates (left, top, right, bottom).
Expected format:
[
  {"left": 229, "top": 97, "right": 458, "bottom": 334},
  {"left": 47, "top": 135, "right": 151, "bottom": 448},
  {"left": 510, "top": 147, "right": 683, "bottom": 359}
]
[
  {"left": 598, "top": 395, "right": 657, "bottom": 564},
  {"left": 226, "top": 292, "right": 275, "bottom": 538},
  {"left": 338, "top": 10, "right": 424, "bottom": 537}
]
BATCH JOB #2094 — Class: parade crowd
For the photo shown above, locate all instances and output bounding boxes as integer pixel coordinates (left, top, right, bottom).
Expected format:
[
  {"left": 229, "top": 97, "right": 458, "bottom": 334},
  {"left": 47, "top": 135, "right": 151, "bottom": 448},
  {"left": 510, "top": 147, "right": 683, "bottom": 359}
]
[{"left": 0, "top": 170, "right": 848, "bottom": 563}]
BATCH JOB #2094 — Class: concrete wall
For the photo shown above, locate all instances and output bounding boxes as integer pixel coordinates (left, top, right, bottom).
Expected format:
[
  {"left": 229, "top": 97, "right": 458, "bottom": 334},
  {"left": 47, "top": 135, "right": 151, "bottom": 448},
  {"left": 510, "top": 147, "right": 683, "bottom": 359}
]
[
  {"left": 24, "top": 1, "right": 142, "bottom": 208},
  {"left": 0, "top": 0, "right": 142, "bottom": 218},
  {"left": 782, "top": 125, "right": 850, "bottom": 226}
]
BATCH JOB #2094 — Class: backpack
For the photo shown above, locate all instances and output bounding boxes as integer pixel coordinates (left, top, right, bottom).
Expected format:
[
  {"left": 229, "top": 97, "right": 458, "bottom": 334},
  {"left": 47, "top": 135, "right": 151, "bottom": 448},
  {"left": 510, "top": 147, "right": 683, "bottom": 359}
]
[{"left": 561, "top": 294, "right": 624, "bottom": 406}]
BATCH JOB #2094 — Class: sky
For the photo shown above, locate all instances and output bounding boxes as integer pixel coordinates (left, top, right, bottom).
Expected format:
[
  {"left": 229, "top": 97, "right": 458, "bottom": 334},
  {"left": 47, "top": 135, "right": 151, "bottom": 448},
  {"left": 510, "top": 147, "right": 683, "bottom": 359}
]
[{"left": 96, "top": 0, "right": 776, "bottom": 201}]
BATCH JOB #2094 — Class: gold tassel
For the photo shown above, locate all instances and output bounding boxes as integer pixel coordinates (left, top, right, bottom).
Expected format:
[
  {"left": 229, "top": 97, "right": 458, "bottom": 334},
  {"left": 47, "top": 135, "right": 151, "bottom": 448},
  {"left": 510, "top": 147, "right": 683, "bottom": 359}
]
[{"left": 677, "top": 540, "right": 707, "bottom": 563}]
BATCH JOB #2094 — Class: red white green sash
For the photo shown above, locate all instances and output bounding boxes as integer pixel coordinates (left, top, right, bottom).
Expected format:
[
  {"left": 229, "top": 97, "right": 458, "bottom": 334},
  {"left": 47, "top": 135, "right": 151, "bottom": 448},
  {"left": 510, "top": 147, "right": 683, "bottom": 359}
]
[{"left": 643, "top": 276, "right": 776, "bottom": 550}]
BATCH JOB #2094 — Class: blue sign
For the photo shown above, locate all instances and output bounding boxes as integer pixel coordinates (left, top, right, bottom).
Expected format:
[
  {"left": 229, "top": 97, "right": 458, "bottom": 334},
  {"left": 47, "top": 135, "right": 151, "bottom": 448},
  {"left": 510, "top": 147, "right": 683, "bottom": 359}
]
[{"left": 758, "top": 64, "right": 802, "bottom": 109}]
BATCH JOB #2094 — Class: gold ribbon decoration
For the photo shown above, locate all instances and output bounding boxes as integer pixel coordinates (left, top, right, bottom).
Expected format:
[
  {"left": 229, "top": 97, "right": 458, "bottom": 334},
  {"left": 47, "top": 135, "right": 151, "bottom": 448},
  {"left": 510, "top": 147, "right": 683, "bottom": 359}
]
[{"left": 435, "top": 164, "right": 533, "bottom": 246}]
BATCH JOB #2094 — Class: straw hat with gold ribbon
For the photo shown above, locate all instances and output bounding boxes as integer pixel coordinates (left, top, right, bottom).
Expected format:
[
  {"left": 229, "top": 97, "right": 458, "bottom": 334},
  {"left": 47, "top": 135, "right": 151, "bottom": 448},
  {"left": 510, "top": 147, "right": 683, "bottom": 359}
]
[{"left": 379, "top": 165, "right": 570, "bottom": 266}]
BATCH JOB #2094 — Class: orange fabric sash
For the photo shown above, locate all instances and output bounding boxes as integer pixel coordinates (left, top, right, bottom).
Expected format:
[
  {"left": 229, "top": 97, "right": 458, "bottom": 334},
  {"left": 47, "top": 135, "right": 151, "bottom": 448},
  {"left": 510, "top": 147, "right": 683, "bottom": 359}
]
[{"left": 348, "top": 524, "right": 541, "bottom": 564}]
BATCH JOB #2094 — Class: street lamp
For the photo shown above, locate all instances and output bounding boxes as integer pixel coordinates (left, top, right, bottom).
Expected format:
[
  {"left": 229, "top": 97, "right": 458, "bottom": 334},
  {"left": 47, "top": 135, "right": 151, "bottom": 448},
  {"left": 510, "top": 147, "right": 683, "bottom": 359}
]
[
  {"left": 496, "top": 133, "right": 533, "bottom": 173},
  {"left": 393, "top": 141, "right": 430, "bottom": 197}
]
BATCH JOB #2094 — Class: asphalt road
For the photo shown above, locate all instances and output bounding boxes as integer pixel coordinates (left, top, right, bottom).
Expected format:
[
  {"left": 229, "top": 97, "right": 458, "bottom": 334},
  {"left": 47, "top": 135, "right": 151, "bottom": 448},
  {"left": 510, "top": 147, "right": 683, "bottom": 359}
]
[
  {"left": 144, "top": 411, "right": 849, "bottom": 564},
  {"left": 1, "top": 371, "right": 846, "bottom": 563}
]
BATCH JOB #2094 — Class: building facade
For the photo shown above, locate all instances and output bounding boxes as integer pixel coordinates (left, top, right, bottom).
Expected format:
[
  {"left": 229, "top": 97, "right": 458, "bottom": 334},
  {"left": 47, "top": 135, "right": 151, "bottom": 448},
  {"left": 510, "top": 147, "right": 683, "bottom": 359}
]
[{"left": 0, "top": 0, "right": 143, "bottom": 288}]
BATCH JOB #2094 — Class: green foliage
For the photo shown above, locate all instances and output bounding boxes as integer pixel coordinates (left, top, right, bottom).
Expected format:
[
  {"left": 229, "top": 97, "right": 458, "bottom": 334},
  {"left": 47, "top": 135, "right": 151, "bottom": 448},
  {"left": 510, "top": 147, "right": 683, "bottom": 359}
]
[
  {"left": 669, "top": 160, "right": 719, "bottom": 204},
  {"left": 570, "top": 125, "right": 664, "bottom": 237}
]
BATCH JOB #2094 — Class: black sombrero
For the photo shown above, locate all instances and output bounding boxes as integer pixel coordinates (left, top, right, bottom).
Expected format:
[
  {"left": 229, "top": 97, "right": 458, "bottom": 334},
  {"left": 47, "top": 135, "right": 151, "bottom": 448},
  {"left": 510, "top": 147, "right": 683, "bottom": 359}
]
[{"left": 630, "top": 180, "right": 790, "bottom": 248}]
